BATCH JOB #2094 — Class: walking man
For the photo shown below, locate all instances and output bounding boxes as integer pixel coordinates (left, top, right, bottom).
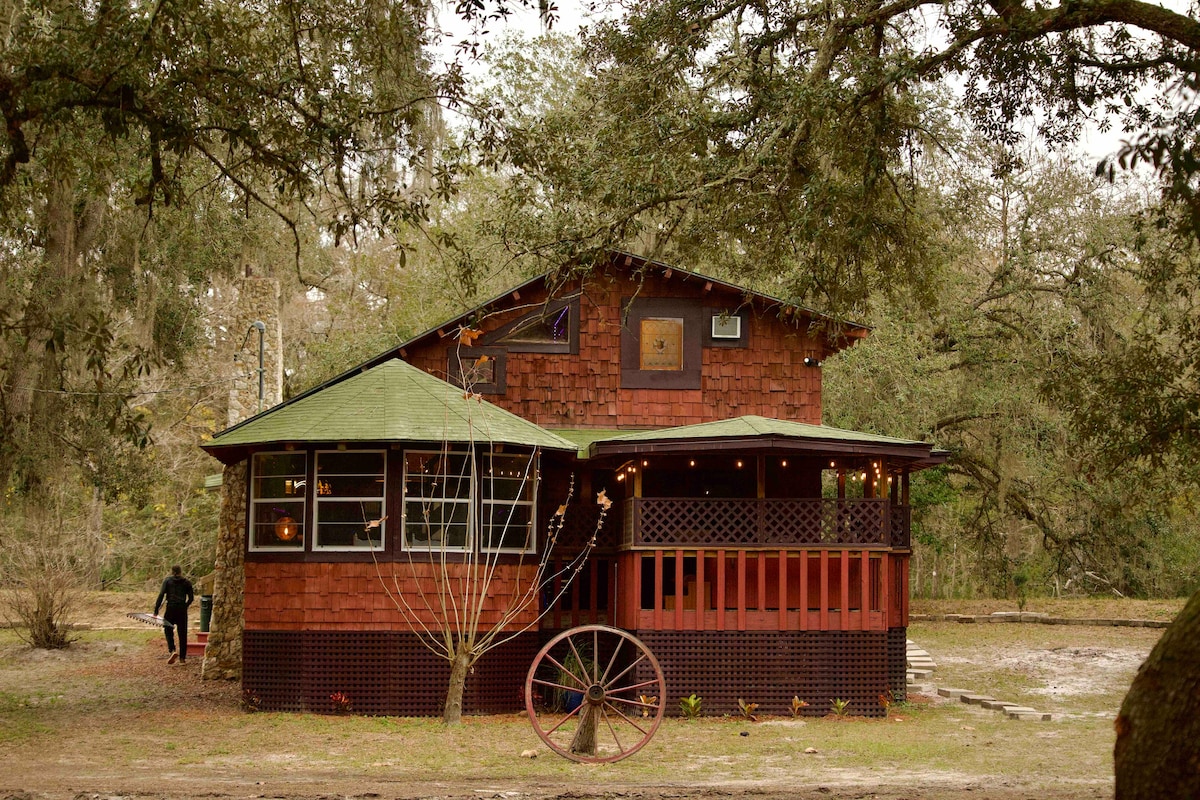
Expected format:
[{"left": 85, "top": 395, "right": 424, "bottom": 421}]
[{"left": 154, "top": 565, "right": 194, "bottom": 664}]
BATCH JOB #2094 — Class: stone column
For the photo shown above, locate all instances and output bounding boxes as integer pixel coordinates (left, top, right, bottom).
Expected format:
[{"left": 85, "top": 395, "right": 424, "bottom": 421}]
[
  {"left": 201, "top": 274, "right": 283, "bottom": 682},
  {"left": 201, "top": 460, "right": 247, "bottom": 681}
]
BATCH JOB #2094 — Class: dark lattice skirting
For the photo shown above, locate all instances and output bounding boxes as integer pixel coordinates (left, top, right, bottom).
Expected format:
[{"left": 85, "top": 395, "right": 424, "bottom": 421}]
[
  {"left": 243, "top": 630, "right": 538, "bottom": 715},
  {"left": 634, "top": 628, "right": 908, "bottom": 718}
]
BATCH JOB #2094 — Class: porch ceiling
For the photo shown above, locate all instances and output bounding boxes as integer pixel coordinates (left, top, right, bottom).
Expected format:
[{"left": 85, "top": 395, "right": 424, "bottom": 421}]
[{"left": 582, "top": 415, "right": 948, "bottom": 467}]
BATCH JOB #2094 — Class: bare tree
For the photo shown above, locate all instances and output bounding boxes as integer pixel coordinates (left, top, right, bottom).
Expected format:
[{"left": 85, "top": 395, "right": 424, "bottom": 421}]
[{"left": 371, "top": 341, "right": 610, "bottom": 724}]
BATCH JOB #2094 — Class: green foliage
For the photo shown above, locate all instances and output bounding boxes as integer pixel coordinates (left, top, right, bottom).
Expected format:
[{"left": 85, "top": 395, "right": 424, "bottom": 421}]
[
  {"left": 830, "top": 698, "right": 851, "bottom": 717},
  {"left": 737, "top": 698, "right": 759, "bottom": 721},
  {"left": 679, "top": 693, "right": 703, "bottom": 719}
]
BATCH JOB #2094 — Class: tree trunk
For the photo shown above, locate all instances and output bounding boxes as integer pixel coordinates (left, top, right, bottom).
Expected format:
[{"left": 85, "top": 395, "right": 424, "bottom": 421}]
[
  {"left": 443, "top": 647, "right": 473, "bottom": 725},
  {"left": 1114, "top": 590, "right": 1200, "bottom": 800},
  {"left": 570, "top": 701, "right": 600, "bottom": 756}
]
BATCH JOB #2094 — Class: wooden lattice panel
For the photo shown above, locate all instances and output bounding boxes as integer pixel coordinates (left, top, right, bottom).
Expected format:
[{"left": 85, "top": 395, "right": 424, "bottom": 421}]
[
  {"left": 632, "top": 498, "right": 895, "bottom": 548},
  {"left": 243, "top": 630, "right": 538, "bottom": 715},
  {"left": 634, "top": 628, "right": 906, "bottom": 718}
]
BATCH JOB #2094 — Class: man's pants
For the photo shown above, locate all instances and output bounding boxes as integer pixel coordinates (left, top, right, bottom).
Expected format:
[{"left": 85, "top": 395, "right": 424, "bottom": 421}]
[{"left": 163, "top": 606, "right": 188, "bottom": 660}]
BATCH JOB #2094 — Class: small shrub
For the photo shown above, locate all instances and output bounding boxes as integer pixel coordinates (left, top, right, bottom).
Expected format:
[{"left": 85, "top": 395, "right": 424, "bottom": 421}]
[
  {"left": 679, "top": 693, "right": 703, "bottom": 719},
  {"left": 330, "top": 691, "right": 352, "bottom": 714},
  {"left": 878, "top": 690, "right": 895, "bottom": 712},
  {"left": 3, "top": 542, "right": 83, "bottom": 650},
  {"left": 830, "top": 698, "right": 851, "bottom": 716},
  {"left": 791, "top": 695, "right": 810, "bottom": 718},
  {"left": 241, "top": 689, "right": 262, "bottom": 712},
  {"left": 639, "top": 694, "right": 658, "bottom": 718},
  {"left": 737, "top": 697, "right": 759, "bottom": 721}
]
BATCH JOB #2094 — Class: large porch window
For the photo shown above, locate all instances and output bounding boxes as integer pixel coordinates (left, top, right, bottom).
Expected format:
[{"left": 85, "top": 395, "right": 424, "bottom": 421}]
[
  {"left": 250, "top": 452, "right": 307, "bottom": 551},
  {"left": 402, "top": 448, "right": 538, "bottom": 554},
  {"left": 403, "top": 450, "right": 472, "bottom": 551},
  {"left": 314, "top": 450, "right": 386, "bottom": 550}
]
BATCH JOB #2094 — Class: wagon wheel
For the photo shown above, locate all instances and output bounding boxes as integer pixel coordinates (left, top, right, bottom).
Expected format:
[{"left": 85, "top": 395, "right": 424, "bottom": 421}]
[{"left": 525, "top": 625, "right": 666, "bottom": 764}]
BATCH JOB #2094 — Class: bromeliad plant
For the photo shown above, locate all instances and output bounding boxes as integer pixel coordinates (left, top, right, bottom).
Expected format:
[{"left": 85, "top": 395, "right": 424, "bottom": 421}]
[
  {"left": 791, "top": 695, "right": 810, "bottom": 718},
  {"left": 737, "top": 698, "right": 760, "bottom": 721},
  {"left": 830, "top": 697, "right": 851, "bottom": 716},
  {"left": 330, "top": 691, "right": 353, "bottom": 714},
  {"left": 679, "top": 693, "right": 703, "bottom": 719}
]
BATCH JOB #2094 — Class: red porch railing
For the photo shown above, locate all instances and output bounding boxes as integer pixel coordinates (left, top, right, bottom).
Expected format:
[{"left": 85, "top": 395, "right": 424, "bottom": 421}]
[
  {"left": 613, "top": 549, "right": 909, "bottom": 632},
  {"left": 624, "top": 497, "right": 906, "bottom": 548}
]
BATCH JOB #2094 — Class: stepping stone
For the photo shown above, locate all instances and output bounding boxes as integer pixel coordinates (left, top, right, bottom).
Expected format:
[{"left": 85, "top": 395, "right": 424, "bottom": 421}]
[
  {"left": 960, "top": 694, "right": 995, "bottom": 705},
  {"left": 937, "top": 688, "right": 972, "bottom": 699},
  {"left": 907, "top": 668, "right": 932, "bottom": 680},
  {"left": 981, "top": 700, "right": 1022, "bottom": 711},
  {"left": 1004, "top": 707, "right": 1052, "bottom": 721}
]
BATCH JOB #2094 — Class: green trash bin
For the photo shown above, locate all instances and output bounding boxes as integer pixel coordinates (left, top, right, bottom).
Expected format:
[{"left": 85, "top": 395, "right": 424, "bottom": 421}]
[{"left": 199, "top": 595, "right": 213, "bottom": 632}]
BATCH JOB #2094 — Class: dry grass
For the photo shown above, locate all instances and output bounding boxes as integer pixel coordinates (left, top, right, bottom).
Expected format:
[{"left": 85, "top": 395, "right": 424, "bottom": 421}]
[
  {"left": 0, "top": 595, "right": 1179, "bottom": 799},
  {"left": 912, "top": 596, "right": 1187, "bottom": 621}
]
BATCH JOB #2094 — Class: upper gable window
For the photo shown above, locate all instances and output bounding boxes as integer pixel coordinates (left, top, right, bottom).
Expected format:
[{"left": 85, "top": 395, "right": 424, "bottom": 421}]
[
  {"left": 639, "top": 318, "right": 685, "bottom": 370},
  {"left": 621, "top": 298, "right": 703, "bottom": 389},
  {"left": 483, "top": 297, "right": 580, "bottom": 355}
]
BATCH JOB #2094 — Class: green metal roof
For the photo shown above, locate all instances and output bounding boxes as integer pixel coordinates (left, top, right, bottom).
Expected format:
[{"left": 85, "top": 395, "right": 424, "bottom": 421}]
[
  {"left": 203, "top": 358, "right": 578, "bottom": 458},
  {"left": 585, "top": 415, "right": 945, "bottom": 462}
]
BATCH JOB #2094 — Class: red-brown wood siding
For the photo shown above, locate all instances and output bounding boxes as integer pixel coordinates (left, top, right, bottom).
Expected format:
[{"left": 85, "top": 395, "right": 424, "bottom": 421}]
[
  {"left": 244, "top": 561, "right": 539, "bottom": 631},
  {"left": 404, "top": 271, "right": 826, "bottom": 428}
]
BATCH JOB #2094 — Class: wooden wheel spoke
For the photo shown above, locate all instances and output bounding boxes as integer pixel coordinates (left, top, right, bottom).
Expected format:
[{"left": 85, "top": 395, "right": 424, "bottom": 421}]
[
  {"left": 599, "top": 636, "right": 625, "bottom": 685},
  {"left": 532, "top": 676, "right": 589, "bottom": 695},
  {"left": 542, "top": 652, "right": 588, "bottom": 691},
  {"left": 600, "top": 705, "right": 626, "bottom": 754},
  {"left": 605, "top": 695, "right": 660, "bottom": 712},
  {"left": 566, "top": 636, "right": 589, "bottom": 687},
  {"left": 603, "top": 652, "right": 648, "bottom": 688},
  {"left": 604, "top": 677, "right": 662, "bottom": 695},
  {"left": 543, "top": 702, "right": 584, "bottom": 735},
  {"left": 602, "top": 700, "right": 650, "bottom": 736}
]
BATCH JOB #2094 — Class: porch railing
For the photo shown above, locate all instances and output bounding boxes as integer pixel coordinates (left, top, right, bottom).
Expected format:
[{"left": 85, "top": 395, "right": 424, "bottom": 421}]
[{"left": 623, "top": 497, "right": 908, "bottom": 548}]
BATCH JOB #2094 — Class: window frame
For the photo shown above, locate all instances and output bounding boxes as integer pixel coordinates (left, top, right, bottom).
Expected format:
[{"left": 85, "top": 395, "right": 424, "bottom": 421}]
[
  {"left": 620, "top": 297, "right": 704, "bottom": 389},
  {"left": 402, "top": 449, "right": 476, "bottom": 553},
  {"left": 482, "top": 297, "right": 580, "bottom": 354},
  {"left": 479, "top": 451, "right": 539, "bottom": 555},
  {"left": 446, "top": 346, "right": 507, "bottom": 395},
  {"left": 705, "top": 309, "right": 750, "bottom": 348},
  {"left": 401, "top": 447, "right": 540, "bottom": 556},
  {"left": 312, "top": 449, "right": 388, "bottom": 552},
  {"left": 249, "top": 451, "right": 308, "bottom": 553}
]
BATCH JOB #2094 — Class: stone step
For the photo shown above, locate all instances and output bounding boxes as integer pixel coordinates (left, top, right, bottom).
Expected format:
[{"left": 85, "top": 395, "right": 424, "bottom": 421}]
[
  {"left": 960, "top": 694, "right": 995, "bottom": 705},
  {"left": 1003, "top": 707, "right": 1052, "bottom": 721},
  {"left": 937, "top": 687, "right": 973, "bottom": 699}
]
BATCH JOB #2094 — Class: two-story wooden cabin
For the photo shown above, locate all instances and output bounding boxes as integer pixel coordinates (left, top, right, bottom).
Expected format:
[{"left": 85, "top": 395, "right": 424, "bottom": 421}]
[{"left": 202, "top": 251, "right": 945, "bottom": 718}]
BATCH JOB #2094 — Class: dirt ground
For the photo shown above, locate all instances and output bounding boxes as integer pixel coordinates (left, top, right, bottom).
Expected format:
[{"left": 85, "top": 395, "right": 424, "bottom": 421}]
[{"left": 0, "top": 592, "right": 1170, "bottom": 800}]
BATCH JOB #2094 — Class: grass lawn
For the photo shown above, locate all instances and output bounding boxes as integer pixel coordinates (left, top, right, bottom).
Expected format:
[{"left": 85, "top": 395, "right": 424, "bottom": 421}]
[{"left": 0, "top": 595, "right": 1183, "bottom": 800}]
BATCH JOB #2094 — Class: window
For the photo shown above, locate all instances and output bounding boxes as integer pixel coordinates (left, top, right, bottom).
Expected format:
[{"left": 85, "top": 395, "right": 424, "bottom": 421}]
[
  {"left": 314, "top": 450, "right": 386, "bottom": 550},
  {"left": 447, "top": 347, "right": 506, "bottom": 394},
  {"left": 620, "top": 298, "right": 703, "bottom": 389},
  {"left": 481, "top": 452, "right": 538, "bottom": 553},
  {"left": 705, "top": 309, "right": 750, "bottom": 348},
  {"left": 484, "top": 297, "right": 580, "bottom": 354},
  {"left": 404, "top": 450, "right": 473, "bottom": 550},
  {"left": 639, "top": 318, "right": 685, "bottom": 370},
  {"left": 402, "top": 448, "right": 539, "bottom": 554},
  {"left": 250, "top": 452, "right": 307, "bottom": 550}
]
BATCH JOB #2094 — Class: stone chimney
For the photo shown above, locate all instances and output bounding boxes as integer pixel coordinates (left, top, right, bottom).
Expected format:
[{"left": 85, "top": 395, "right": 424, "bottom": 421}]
[{"left": 203, "top": 272, "right": 283, "bottom": 682}]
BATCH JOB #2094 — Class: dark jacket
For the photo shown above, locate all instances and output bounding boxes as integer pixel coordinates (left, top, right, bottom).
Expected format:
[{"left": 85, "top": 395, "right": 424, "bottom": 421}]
[{"left": 155, "top": 575, "right": 194, "bottom": 615}]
